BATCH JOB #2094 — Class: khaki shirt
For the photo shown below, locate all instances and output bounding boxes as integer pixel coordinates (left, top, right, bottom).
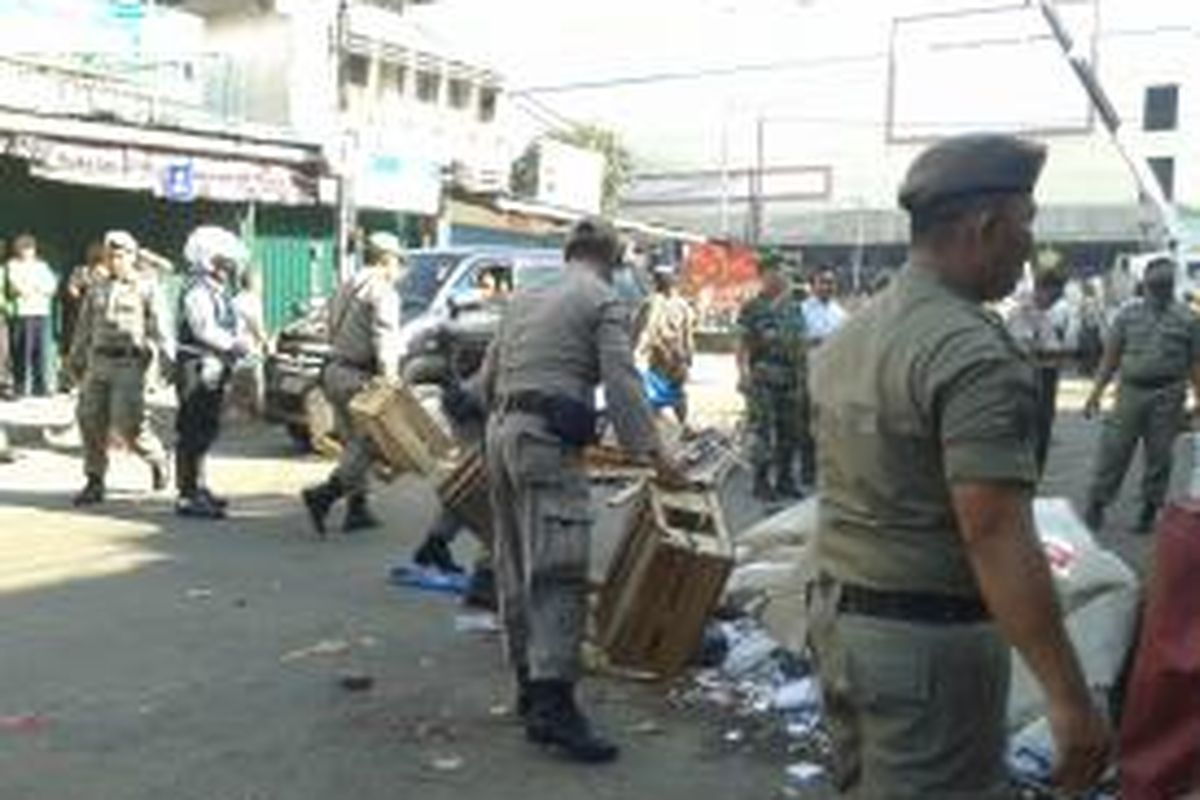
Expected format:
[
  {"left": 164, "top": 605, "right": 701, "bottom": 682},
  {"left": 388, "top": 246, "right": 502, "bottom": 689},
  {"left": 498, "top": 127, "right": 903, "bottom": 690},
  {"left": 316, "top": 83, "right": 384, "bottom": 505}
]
[
  {"left": 71, "top": 273, "right": 173, "bottom": 370},
  {"left": 810, "top": 266, "right": 1038, "bottom": 597},
  {"left": 328, "top": 267, "right": 401, "bottom": 380},
  {"left": 1110, "top": 300, "right": 1200, "bottom": 385},
  {"left": 481, "top": 262, "right": 658, "bottom": 457}
]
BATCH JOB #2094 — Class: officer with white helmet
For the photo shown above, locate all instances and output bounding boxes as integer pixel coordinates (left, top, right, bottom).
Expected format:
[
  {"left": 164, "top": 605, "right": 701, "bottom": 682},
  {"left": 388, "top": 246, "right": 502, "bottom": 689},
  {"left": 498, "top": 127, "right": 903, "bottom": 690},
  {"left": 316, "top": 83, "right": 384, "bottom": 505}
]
[
  {"left": 301, "top": 231, "right": 405, "bottom": 534},
  {"left": 175, "top": 225, "right": 252, "bottom": 519}
]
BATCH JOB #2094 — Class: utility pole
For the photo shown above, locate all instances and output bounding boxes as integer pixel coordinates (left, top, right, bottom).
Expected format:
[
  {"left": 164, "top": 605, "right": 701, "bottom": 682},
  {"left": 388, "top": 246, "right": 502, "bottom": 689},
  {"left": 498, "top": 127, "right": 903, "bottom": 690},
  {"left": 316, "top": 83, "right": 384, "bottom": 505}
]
[
  {"left": 333, "top": 0, "right": 356, "bottom": 282},
  {"left": 750, "top": 114, "right": 765, "bottom": 246}
]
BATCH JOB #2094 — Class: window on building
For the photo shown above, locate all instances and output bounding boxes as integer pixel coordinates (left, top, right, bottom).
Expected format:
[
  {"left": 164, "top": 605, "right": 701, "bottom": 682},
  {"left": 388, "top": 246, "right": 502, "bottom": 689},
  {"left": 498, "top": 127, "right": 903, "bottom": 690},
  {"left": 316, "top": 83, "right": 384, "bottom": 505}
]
[
  {"left": 343, "top": 53, "right": 369, "bottom": 88},
  {"left": 380, "top": 61, "right": 407, "bottom": 98},
  {"left": 416, "top": 70, "right": 441, "bottom": 104},
  {"left": 448, "top": 78, "right": 472, "bottom": 110},
  {"left": 1147, "top": 156, "right": 1175, "bottom": 201},
  {"left": 478, "top": 87, "right": 497, "bottom": 122},
  {"left": 1144, "top": 84, "right": 1179, "bottom": 131}
]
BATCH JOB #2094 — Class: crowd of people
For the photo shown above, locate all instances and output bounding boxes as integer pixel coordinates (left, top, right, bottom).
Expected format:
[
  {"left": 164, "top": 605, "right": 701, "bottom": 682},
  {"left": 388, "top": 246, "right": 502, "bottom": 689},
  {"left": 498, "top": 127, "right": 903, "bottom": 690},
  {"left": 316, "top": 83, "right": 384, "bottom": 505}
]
[{"left": 18, "top": 132, "right": 1199, "bottom": 794}]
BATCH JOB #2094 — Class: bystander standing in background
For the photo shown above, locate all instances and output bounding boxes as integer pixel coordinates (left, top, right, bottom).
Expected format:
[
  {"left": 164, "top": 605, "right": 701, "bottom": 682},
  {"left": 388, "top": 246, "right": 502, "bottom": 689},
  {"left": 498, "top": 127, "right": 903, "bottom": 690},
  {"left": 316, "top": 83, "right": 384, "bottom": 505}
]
[{"left": 7, "top": 234, "right": 57, "bottom": 397}]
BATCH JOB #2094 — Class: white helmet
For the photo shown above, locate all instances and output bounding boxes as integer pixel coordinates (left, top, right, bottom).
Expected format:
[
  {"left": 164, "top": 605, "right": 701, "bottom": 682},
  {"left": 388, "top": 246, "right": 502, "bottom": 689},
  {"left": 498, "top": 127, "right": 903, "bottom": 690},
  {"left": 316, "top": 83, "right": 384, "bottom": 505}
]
[{"left": 184, "top": 226, "right": 249, "bottom": 276}]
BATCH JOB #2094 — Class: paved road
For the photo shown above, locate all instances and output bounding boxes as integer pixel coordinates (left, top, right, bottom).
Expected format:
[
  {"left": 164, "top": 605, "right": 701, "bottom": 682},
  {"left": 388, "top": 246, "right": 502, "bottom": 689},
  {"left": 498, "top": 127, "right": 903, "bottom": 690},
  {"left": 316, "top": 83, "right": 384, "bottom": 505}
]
[
  {"left": 0, "top": 410, "right": 792, "bottom": 800},
  {"left": 0, "top": 367, "right": 1158, "bottom": 800}
]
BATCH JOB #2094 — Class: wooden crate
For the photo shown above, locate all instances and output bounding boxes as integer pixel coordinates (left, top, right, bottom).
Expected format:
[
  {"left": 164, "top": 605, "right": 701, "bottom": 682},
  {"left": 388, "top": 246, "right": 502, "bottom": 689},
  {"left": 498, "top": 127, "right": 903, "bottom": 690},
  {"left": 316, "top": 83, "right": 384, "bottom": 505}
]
[
  {"left": 436, "top": 446, "right": 493, "bottom": 545},
  {"left": 594, "top": 485, "right": 733, "bottom": 678},
  {"left": 348, "top": 379, "right": 457, "bottom": 476}
]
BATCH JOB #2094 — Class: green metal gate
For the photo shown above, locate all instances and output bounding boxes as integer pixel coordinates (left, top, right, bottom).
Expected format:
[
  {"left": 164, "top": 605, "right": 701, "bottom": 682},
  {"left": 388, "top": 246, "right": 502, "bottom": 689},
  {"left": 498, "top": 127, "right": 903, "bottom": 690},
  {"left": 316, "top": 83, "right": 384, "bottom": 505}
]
[{"left": 250, "top": 205, "right": 335, "bottom": 332}]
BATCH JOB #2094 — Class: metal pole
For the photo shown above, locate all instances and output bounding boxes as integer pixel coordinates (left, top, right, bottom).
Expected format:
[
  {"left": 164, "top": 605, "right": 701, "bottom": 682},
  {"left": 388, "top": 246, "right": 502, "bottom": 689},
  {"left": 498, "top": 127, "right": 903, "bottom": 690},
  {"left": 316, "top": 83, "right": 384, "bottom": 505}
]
[
  {"left": 752, "top": 114, "right": 765, "bottom": 246},
  {"left": 333, "top": 0, "right": 355, "bottom": 282},
  {"left": 719, "top": 103, "right": 730, "bottom": 239}
]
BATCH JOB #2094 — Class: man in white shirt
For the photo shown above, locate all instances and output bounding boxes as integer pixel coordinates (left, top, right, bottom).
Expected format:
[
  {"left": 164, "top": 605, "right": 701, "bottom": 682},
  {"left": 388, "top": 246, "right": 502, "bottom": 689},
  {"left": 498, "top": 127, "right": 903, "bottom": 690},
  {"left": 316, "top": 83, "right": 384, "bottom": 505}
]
[
  {"left": 801, "top": 268, "right": 847, "bottom": 347},
  {"left": 6, "top": 234, "right": 57, "bottom": 396}
]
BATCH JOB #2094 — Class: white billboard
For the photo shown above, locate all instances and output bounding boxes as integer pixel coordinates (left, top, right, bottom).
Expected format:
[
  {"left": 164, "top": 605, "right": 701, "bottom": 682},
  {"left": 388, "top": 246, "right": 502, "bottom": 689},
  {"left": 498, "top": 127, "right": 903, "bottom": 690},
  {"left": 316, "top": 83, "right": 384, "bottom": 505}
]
[{"left": 536, "top": 138, "right": 605, "bottom": 214}]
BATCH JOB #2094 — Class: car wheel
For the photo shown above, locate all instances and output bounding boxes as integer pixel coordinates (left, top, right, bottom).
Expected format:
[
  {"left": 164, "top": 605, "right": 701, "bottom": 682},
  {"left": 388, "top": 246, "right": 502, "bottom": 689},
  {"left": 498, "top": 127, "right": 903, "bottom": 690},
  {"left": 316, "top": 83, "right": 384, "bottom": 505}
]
[{"left": 303, "top": 387, "right": 341, "bottom": 459}]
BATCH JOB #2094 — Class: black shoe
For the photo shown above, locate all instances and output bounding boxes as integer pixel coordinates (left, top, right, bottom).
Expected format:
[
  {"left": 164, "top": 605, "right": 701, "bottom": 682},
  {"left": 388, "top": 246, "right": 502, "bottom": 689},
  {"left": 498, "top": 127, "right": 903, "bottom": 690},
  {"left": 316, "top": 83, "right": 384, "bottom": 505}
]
[
  {"left": 176, "top": 492, "right": 226, "bottom": 519},
  {"left": 525, "top": 681, "right": 619, "bottom": 764},
  {"left": 197, "top": 487, "right": 228, "bottom": 510},
  {"left": 463, "top": 565, "right": 497, "bottom": 610},
  {"left": 73, "top": 476, "right": 105, "bottom": 506},
  {"left": 415, "top": 536, "right": 464, "bottom": 575},
  {"left": 301, "top": 479, "right": 342, "bottom": 536},
  {"left": 1135, "top": 504, "right": 1159, "bottom": 535},
  {"left": 343, "top": 494, "right": 379, "bottom": 533},
  {"left": 150, "top": 461, "right": 169, "bottom": 492}
]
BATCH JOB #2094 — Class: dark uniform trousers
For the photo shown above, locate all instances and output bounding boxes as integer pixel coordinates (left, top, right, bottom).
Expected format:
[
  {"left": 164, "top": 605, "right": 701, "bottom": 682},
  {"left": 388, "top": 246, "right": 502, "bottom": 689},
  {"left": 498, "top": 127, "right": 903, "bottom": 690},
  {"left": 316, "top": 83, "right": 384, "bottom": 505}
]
[
  {"left": 175, "top": 355, "right": 228, "bottom": 495},
  {"left": 1088, "top": 381, "right": 1186, "bottom": 512},
  {"left": 487, "top": 410, "right": 591, "bottom": 682},
  {"left": 806, "top": 580, "right": 1012, "bottom": 800}
]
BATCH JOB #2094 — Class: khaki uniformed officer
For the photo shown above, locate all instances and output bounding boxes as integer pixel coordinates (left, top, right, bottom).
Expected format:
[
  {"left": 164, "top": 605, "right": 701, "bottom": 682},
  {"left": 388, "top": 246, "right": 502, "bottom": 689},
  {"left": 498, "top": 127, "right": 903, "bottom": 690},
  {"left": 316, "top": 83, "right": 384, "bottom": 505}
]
[
  {"left": 476, "top": 217, "right": 684, "bottom": 764},
  {"left": 808, "top": 134, "right": 1109, "bottom": 798},
  {"left": 1083, "top": 257, "right": 1200, "bottom": 533},
  {"left": 301, "top": 232, "right": 405, "bottom": 534},
  {"left": 70, "top": 230, "right": 173, "bottom": 506}
]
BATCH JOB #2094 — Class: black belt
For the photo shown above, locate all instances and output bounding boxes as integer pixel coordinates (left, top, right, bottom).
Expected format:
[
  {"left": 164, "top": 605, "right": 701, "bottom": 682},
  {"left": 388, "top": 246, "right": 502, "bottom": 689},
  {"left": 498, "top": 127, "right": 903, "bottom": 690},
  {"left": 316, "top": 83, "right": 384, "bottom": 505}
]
[
  {"left": 498, "top": 391, "right": 552, "bottom": 416},
  {"left": 1123, "top": 375, "right": 1182, "bottom": 391},
  {"left": 95, "top": 346, "right": 144, "bottom": 359},
  {"left": 838, "top": 582, "right": 990, "bottom": 625}
]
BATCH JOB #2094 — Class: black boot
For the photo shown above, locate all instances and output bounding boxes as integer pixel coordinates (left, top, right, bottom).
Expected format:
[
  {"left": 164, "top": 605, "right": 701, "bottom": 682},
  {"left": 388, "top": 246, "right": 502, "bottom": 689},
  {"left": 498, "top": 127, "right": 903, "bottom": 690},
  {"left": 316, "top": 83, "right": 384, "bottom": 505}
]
[
  {"left": 525, "top": 680, "right": 619, "bottom": 764},
  {"left": 343, "top": 493, "right": 379, "bottom": 533},
  {"left": 73, "top": 475, "right": 105, "bottom": 506},
  {"left": 176, "top": 491, "right": 227, "bottom": 520},
  {"left": 1135, "top": 503, "right": 1159, "bottom": 535},
  {"left": 300, "top": 477, "right": 344, "bottom": 536},
  {"left": 414, "top": 535, "right": 464, "bottom": 574},
  {"left": 463, "top": 564, "right": 497, "bottom": 610},
  {"left": 516, "top": 665, "right": 532, "bottom": 719},
  {"left": 752, "top": 466, "right": 776, "bottom": 502}
]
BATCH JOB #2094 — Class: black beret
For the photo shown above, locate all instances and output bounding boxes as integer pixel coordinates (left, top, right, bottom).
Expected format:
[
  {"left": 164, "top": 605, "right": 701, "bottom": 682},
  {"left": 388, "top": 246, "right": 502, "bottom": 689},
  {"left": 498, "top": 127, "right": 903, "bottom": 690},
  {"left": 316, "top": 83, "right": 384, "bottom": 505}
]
[{"left": 898, "top": 133, "right": 1047, "bottom": 213}]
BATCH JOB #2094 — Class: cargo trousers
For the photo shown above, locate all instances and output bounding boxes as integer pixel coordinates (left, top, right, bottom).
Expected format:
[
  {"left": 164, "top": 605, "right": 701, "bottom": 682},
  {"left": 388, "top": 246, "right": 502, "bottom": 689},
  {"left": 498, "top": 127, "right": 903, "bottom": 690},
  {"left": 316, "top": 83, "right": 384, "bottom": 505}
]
[
  {"left": 76, "top": 355, "right": 167, "bottom": 479},
  {"left": 486, "top": 410, "right": 591, "bottom": 681},
  {"left": 744, "top": 380, "right": 799, "bottom": 480},
  {"left": 806, "top": 580, "right": 1012, "bottom": 799},
  {"left": 1087, "top": 381, "right": 1186, "bottom": 513},
  {"left": 322, "top": 362, "right": 376, "bottom": 495}
]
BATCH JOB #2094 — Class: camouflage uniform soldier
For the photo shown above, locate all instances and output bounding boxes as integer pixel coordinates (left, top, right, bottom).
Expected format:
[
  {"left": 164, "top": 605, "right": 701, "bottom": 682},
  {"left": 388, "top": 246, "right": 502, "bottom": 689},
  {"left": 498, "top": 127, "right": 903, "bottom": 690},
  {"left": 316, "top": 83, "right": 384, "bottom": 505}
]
[
  {"left": 70, "top": 231, "right": 173, "bottom": 505},
  {"left": 301, "top": 232, "right": 405, "bottom": 534},
  {"left": 477, "top": 217, "right": 684, "bottom": 763},
  {"left": 737, "top": 258, "right": 807, "bottom": 500},
  {"left": 809, "top": 134, "right": 1108, "bottom": 798},
  {"left": 1083, "top": 257, "right": 1200, "bottom": 533}
]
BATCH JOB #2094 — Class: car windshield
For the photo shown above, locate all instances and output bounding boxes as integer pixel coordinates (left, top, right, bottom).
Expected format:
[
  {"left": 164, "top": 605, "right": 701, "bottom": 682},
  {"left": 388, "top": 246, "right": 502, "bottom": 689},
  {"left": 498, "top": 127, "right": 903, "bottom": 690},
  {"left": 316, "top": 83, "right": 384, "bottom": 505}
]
[
  {"left": 399, "top": 252, "right": 469, "bottom": 320},
  {"left": 514, "top": 261, "right": 564, "bottom": 291}
]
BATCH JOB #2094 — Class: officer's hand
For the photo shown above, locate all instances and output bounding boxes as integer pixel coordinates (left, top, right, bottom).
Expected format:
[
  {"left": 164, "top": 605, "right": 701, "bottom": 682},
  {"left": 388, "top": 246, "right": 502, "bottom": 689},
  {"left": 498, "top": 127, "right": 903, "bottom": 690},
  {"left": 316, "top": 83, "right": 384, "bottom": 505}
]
[
  {"left": 1048, "top": 695, "right": 1112, "bottom": 793},
  {"left": 1082, "top": 393, "right": 1101, "bottom": 419},
  {"left": 652, "top": 452, "right": 691, "bottom": 491}
]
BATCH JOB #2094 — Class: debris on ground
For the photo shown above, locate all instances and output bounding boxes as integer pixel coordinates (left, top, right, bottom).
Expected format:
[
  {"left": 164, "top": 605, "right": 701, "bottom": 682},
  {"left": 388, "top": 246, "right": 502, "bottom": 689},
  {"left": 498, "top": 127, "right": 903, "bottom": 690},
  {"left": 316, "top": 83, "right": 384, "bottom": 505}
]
[
  {"left": 453, "top": 612, "right": 500, "bottom": 634},
  {"left": 0, "top": 714, "right": 48, "bottom": 734},
  {"left": 184, "top": 587, "right": 214, "bottom": 601},
  {"left": 429, "top": 754, "right": 464, "bottom": 773},
  {"left": 280, "top": 638, "right": 352, "bottom": 662},
  {"left": 784, "top": 761, "right": 825, "bottom": 788},
  {"left": 388, "top": 564, "right": 469, "bottom": 595},
  {"left": 338, "top": 672, "right": 375, "bottom": 692}
]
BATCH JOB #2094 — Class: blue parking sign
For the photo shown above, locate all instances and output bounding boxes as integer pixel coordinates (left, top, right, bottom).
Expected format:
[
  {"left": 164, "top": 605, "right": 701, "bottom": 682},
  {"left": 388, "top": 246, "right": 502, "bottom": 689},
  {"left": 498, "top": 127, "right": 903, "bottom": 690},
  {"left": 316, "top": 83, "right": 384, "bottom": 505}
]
[{"left": 164, "top": 161, "right": 195, "bottom": 201}]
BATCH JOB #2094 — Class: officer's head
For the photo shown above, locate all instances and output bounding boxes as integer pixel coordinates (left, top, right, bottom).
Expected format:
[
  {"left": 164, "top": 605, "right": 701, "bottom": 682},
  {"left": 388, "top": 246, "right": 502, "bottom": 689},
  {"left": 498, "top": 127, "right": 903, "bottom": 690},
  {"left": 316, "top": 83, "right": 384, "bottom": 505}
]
[
  {"left": 756, "top": 257, "right": 788, "bottom": 299},
  {"left": 13, "top": 233, "right": 36, "bottom": 260},
  {"left": 564, "top": 217, "right": 622, "bottom": 278},
  {"left": 364, "top": 231, "right": 406, "bottom": 278},
  {"left": 184, "top": 226, "right": 248, "bottom": 286},
  {"left": 1143, "top": 257, "right": 1176, "bottom": 308},
  {"left": 652, "top": 262, "right": 678, "bottom": 294},
  {"left": 103, "top": 230, "right": 138, "bottom": 280},
  {"left": 900, "top": 133, "right": 1046, "bottom": 302}
]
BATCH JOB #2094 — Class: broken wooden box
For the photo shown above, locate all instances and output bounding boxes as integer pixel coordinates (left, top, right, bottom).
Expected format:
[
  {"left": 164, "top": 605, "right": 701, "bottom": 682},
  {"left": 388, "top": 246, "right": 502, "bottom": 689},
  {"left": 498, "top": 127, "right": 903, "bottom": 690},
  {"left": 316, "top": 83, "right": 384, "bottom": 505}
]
[
  {"left": 595, "top": 485, "right": 734, "bottom": 678},
  {"left": 348, "top": 379, "right": 457, "bottom": 476}
]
